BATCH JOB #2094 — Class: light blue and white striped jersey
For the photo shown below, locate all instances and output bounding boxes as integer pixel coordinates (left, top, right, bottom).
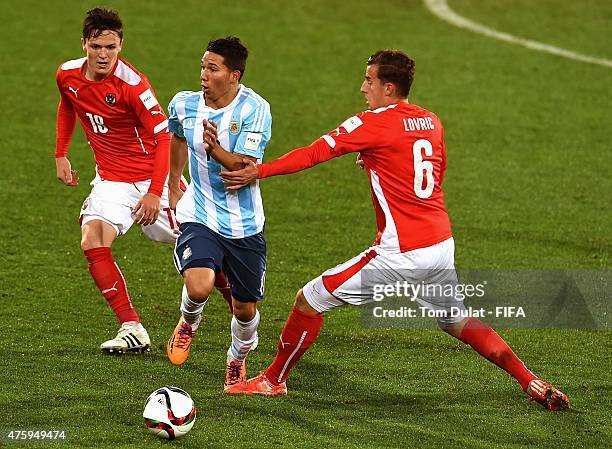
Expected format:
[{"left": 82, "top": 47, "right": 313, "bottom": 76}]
[{"left": 168, "top": 85, "right": 272, "bottom": 239}]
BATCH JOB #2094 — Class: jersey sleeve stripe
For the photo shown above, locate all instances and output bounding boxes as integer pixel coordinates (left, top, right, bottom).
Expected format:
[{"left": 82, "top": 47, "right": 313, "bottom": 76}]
[
  {"left": 250, "top": 96, "right": 264, "bottom": 132},
  {"left": 249, "top": 94, "right": 267, "bottom": 133},
  {"left": 153, "top": 120, "right": 169, "bottom": 134},
  {"left": 255, "top": 99, "right": 267, "bottom": 131},
  {"left": 257, "top": 102, "right": 270, "bottom": 132},
  {"left": 260, "top": 102, "right": 270, "bottom": 131},
  {"left": 322, "top": 135, "right": 336, "bottom": 148}
]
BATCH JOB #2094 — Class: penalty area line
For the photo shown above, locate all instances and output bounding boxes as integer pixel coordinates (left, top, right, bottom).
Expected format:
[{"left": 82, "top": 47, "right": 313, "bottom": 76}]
[{"left": 423, "top": 0, "right": 612, "bottom": 69}]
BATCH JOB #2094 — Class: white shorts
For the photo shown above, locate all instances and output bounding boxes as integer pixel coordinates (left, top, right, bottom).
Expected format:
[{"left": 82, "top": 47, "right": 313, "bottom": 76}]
[
  {"left": 302, "top": 238, "right": 466, "bottom": 325},
  {"left": 79, "top": 175, "right": 180, "bottom": 243}
]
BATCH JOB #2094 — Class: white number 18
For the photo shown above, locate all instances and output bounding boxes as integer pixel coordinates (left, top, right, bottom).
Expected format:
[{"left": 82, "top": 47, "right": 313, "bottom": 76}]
[{"left": 85, "top": 112, "right": 108, "bottom": 133}]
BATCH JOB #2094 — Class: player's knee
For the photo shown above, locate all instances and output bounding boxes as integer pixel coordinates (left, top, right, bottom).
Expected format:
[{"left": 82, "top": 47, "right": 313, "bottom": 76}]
[
  {"left": 80, "top": 238, "right": 91, "bottom": 251},
  {"left": 185, "top": 283, "right": 213, "bottom": 302},
  {"left": 437, "top": 318, "right": 465, "bottom": 339},
  {"left": 437, "top": 319, "right": 452, "bottom": 332},
  {"left": 232, "top": 300, "right": 257, "bottom": 322},
  {"left": 294, "top": 289, "right": 319, "bottom": 315},
  {"left": 183, "top": 268, "right": 215, "bottom": 301},
  {"left": 294, "top": 289, "right": 307, "bottom": 307},
  {"left": 81, "top": 220, "right": 116, "bottom": 250},
  {"left": 184, "top": 278, "right": 214, "bottom": 302},
  {"left": 80, "top": 234, "right": 100, "bottom": 251}
]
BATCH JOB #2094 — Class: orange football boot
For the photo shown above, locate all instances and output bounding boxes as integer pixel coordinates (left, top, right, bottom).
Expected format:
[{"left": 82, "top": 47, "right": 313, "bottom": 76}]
[
  {"left": 224, "top": 359, "right": 247, "bottom": 392},
  {"left": 167, "top": 318, "right": 196, "bottom": 366},
  {"left": 224, "top": 371, "right": 287, "bottom": 396}
]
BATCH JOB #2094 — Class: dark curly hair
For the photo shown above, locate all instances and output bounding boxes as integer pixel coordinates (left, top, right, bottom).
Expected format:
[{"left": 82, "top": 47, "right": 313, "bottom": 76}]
[
  {"left": 367, "top": 50, "right": 415, "bottom": 98},
  {"left": 206, "top": 36, "right": 249, "bottom": 80},
  {"left": 82, "top": 7, "right": 123, "bottom": 41}
]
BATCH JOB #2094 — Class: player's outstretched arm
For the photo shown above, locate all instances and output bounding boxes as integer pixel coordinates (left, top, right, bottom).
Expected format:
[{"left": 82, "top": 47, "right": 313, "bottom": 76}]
[{"left": 221, "top": 139, "right": 339, "bottom": 190}]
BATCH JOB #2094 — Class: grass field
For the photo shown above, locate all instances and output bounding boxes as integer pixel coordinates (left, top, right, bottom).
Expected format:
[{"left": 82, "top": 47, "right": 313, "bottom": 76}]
[{"left": 1, "top": 0, "right": 610, "bottom": 447}]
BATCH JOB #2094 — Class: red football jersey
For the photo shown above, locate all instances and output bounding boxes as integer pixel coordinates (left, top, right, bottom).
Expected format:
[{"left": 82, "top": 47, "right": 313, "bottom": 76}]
[
  {"left": 259, "top": 102, "right": 452, "bottom": 252},
  {"left": 55, "top": 57, "right": 170, "bottom": 196}
]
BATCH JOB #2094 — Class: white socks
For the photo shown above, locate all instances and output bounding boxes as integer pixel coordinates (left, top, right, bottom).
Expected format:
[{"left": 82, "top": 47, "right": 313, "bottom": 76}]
[
  {"left": 180, "top": 282, "right": 259, "bottom": 361},
  {"left": 179, "top": 285, "right": 207, "bottom": 331},
  {"left": 227, "top": 309, "right": 260, "bottom": 362}
]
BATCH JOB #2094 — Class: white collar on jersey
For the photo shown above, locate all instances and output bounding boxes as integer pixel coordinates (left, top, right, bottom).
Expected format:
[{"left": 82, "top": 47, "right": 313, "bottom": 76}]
[{"left": 201, "top": 84, "right": 245, "bottom": 112}]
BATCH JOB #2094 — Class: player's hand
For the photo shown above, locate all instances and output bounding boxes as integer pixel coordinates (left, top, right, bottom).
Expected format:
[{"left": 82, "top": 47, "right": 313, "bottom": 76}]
[
  {"left": 220, "top": 160, "right": 259, "bottom": 190},
  {"left": 168, "top": 185, "right": 184, "bottom": 210},
  {"left": 55, "top": 157, "right": 79, "bottom": 186},
  {"left": 203, "top": 119, "right": 219, "bottom": 154},
  {"left": 133, "top": 192, "right": 161, "bottom": 226},
  {"left": 356, "top": 153, "right": 365, "bottom": 170}
]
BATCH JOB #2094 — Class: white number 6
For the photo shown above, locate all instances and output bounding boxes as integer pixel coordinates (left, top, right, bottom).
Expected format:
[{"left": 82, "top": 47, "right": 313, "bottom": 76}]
[{"left": 413, "top": 139, "right": 434, "bottom": 199}]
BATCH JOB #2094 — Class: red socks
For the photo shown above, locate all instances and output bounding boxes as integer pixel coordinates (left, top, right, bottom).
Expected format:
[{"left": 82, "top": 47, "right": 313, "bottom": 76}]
[
  {"left": 459, "top": 318, "right": 537, "bottom": 390},
  {"left": 265, "top": 307, "right": 324, "bottom": 385},
  {"left": 262, "top": 312, "right": 536, "bottom": 390},
  {"left": 214, "top": 271, "right": 233, "bottom": 313},
  {"left": 84, "top": 247, "right": 139, "bottom": 324}
]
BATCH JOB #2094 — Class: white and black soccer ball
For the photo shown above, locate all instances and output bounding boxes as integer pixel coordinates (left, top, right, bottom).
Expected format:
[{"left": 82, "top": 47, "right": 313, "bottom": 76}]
[{"left": 143, "top": 386, "right": 196, "bottom": 440}]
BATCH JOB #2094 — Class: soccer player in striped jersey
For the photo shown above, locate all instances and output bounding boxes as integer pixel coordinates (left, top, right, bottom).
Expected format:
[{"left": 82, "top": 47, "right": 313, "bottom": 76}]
[
  {"left": 220, "top": 50, "right": 569, "bottom": 410},
  {"left": 54, "top": 8, "right": 178, "bottom": 354},
  {"left": 166, "top": 37, "right": 272, "bottom": 392}
]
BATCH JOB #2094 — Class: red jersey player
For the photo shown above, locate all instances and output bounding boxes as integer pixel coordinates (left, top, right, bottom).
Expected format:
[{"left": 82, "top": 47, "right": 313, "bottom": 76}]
[
  {"left": 219, "top": 50, "right": 569, "bottom": 410},
  {"left": 54, "top": 8, "right": 178, "bottom": 354}
]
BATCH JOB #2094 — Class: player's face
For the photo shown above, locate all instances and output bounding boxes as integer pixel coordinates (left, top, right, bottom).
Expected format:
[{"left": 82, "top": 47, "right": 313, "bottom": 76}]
[
  {"left": 81, "top": 31, "right": 122, "bottom": 81},
  {"left": 360, "top": 65, "right": 389, "bottom": 110},
  {"left": 200, "top": 51, "right": 240, "bottom": 107}
]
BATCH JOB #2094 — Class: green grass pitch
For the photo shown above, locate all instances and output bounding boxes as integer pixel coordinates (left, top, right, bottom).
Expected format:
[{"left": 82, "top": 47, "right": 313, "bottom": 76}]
[{"left": 0, "top": 0, "right": 610, "bottom": 447}]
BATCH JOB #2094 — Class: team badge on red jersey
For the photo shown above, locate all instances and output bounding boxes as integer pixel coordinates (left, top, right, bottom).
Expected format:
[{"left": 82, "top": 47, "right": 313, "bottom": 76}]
[{"left": 105, "top": 93, "right": 116, "bottom": 106}]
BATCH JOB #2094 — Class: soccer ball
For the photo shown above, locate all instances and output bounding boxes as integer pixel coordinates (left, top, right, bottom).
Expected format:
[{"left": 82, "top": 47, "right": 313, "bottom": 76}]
[{"left": 143, "top": 386, "right": 196, "bottom": 439}]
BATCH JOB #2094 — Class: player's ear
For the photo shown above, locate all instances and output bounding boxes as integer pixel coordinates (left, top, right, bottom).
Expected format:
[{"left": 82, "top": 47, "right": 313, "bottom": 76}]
[
  {"left": 81, "top": 38, "right": 86, "bottom": 52},
  {"left": 385, "top": 82, "right": 395, "bottom": 97},
  {"left": 231, "top": 70, "right": 241, "bottom": 83}
]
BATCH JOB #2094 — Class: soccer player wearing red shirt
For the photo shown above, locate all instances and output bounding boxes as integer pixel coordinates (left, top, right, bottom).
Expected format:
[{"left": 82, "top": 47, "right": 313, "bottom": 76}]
[
  {"left": 220, "top": 50, "right": 569, "bottom": 410},
  {"left": 54, "top": 8, "right": 177, "bottom": 354}
]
